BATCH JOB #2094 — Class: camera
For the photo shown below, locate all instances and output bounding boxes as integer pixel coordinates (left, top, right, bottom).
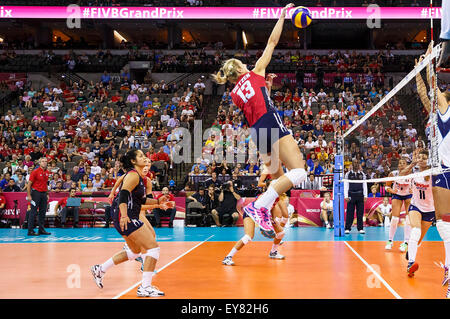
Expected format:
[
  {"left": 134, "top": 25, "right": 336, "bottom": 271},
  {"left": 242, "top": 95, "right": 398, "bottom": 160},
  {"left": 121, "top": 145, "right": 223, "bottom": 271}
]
[{"left": 221, "top": 182, "right": 232, "bottom": 192}]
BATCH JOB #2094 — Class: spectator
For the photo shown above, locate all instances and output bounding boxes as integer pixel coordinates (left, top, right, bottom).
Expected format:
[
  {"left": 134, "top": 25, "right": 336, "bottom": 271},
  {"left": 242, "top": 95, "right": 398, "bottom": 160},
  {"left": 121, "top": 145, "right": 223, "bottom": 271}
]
[
  {"left": 211, "top": 181, "right": 240, "bottom": 227},
  {"left": 4, "top": 179, "right": 21, "bottom": 192},
  {"left": 204, "top": 171, "right": 221, "bottom": 190},
  {"left": 304, "top": 173, "right": 321, "bottom": 190},
  {"left": 54, "top": 188, "right": 84, "bottom": 228},
  {"left": 186, "top": 187, "right": 209, "bottom": 226},
  {"left": 375, "top": 197, "right": 392, "bottom": 226},
  {"left": 320, "top": 192, "right": 334, "bottom": 228},
  {"left": 368, "top": 185, "right": 381, "bottom": 198},
  {"left": 153, "top": 187, "right": 176, "bottom": 228}
]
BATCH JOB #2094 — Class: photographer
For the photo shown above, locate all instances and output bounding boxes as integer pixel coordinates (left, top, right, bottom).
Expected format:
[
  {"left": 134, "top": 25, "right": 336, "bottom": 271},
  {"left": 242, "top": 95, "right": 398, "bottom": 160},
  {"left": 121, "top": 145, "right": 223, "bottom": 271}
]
[{"left": 211, "top": 181, "right": 240, "bottom": 227}]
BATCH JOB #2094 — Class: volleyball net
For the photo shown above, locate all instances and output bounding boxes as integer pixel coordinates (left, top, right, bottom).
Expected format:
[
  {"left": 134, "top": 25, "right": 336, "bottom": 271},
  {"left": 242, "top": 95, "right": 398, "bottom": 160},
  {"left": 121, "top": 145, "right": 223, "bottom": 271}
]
[{"left": 333, "top": 42, "right": 447, "bottom": 236}]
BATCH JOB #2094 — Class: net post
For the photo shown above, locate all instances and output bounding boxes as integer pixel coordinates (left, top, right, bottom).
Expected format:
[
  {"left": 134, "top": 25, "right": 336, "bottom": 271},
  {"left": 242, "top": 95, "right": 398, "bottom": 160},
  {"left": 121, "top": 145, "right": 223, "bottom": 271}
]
[{"left": 334, "top": 136, "right": 345, "bottom": 237}]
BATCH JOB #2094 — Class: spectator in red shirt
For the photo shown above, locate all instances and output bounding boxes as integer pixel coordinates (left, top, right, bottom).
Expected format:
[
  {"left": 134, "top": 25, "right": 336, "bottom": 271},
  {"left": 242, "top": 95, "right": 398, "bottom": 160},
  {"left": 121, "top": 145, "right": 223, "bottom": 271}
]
[
  {"left": 54, "top": 188, "right": 86, "bottom": 228},
  {"left": 153, "top": 187, "right": 176, "bottom": 228},
  {"left": 103, "top": 173, "right": 116, "bottom": 189}
]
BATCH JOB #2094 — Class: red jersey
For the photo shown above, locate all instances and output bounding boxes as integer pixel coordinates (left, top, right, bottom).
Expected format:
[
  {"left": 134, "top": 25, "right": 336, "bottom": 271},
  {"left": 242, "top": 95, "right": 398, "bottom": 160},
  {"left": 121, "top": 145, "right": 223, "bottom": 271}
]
[
  {"left": 29, "top": 167, "right": 50, "bottom": 192},
  {"left": 230, "top": 71, "right": 275, "bottom": 127},
  {"left": 155, "top": 193, "right": 175, "bottom": 202}
]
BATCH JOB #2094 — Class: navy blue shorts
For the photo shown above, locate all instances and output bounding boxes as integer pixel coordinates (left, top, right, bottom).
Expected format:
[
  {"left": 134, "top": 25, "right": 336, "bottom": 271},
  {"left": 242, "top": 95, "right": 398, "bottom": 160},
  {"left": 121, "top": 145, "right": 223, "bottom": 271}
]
[
  {"left": 250, "top": 111, "right": 291, "bottom": 155},
  {"left": 111, "top": 203, "right": 143, "bottom": 236},
  {"left": 392, "top": 194, "right": 412, "bottom": 201},
  {"left": 243, "top": 211, "right": 249, "bottom": 219},
  {"left": 432, "top": 165, "right": 450, "bottom": 189},
  {"left": 408, "top": 204, "right": 436, "bottom": 222}
]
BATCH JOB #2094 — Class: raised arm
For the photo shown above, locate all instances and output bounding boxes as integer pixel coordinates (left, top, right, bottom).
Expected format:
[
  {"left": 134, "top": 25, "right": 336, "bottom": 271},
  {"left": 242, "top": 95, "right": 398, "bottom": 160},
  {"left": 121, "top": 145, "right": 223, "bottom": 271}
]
[{"left": 253, "top": 3, "right": 295, "bottom": 76}]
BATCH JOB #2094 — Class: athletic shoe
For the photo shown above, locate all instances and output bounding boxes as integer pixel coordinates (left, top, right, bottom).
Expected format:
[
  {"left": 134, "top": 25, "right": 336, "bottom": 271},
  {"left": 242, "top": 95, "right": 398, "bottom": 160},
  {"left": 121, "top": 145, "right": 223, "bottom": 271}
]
[
  {"left": 442, "top": 265, "right": 449, "bottom": 287},
  {"left": 243, "top": 202, "right": 273, "bottom": 232},
  {"left": 378, "top": 223, "right": 383, "bottom": 227},
  {"left": 123, "top": 243, "right": 129, "bottom": 251},
  {"left": 279, "top": 240, "right": 284, "bottom": 246},
  {"left": 91, "top": 265, "right": 104, "bottom": 289},
  {"left": 137, "top": 285, "right": 165, "bottom": 297},
  {"left": 359, "top": 230, "right": 365, "bottom": 234},
  {"left": 407, "top": 262, "right": 419, "bottom": 277},
  {"left": 269, "top": 251, "right": 285, "bottom": 260},
  {"left": 326, "top": 223, "right": 331, "bottom": 229},
  {"left": 222, "top": 256, "right": 235, "bottom": 266},
  {"left": 345, "top": 230, "right": 350, "bottom": 234},
  {"left": 405, "top": 250, "right": 409, "bottom": 261},
  {"left": 399, "top": 242, "right": 408, "bottom": 252},
  {"left": 385, "top": 240, "right": 393, "bottom": 250}
]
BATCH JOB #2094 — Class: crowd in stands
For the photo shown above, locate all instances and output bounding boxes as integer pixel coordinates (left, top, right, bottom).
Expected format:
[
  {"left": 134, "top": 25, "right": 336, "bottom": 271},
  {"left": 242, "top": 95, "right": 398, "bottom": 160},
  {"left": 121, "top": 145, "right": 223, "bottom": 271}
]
[{"left": 0, "top": 68, "right": 208, "bottom": 195}]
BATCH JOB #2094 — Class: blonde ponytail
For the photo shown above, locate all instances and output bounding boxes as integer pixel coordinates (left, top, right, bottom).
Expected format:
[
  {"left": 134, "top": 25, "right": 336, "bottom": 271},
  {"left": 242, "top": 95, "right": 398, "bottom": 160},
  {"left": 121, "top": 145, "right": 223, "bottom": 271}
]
[{"left": 211, "top": 58, "right": 245, "bottom": 85}]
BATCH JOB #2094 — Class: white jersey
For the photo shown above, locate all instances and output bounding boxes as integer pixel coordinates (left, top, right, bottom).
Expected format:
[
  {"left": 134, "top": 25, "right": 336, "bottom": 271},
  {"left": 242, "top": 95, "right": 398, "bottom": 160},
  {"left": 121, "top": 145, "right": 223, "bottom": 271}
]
[
  {"left": 378, "top": 203, "right": 392, "bottom": 216},
  {"left": 410, "top": 175, "right": 435, "bottom": 213},
  {"left": 321, "top": 200, "right": 333, "bottom": 212},
  {"left": 437, "top": 107, "right": 450, "bottom": 168},
  {"left": 391, "top": 170, "right": 412, "bottom": 196}
]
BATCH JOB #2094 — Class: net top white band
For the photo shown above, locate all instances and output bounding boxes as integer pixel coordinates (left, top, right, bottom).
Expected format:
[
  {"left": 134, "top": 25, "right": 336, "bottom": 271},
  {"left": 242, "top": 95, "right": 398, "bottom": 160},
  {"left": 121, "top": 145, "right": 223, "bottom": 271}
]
[
  {"left": 342, "top": 166, "right": 450, "bottom": 184},
  {"left": 342, "top": 43, "right": 442, "bottom": 139}
]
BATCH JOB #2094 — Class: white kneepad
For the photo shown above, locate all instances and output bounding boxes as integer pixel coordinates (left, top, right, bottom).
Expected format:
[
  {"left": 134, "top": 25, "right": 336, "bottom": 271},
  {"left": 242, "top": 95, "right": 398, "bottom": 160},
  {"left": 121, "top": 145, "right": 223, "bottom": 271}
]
[
  {"left": 437, "top": 220, "right": 450, "bottom": 243},
  {"left": 241, "top": 234, "right": 252, "bottom": 245},
  {"left": 142, "top": 247, "right": 160, "bottom": 261},
  {"left": 126, "top": 250, "right": 141, "bottom": 261},
  {"left": 284, "top": 168, "right": 307, "bottom": 187}
]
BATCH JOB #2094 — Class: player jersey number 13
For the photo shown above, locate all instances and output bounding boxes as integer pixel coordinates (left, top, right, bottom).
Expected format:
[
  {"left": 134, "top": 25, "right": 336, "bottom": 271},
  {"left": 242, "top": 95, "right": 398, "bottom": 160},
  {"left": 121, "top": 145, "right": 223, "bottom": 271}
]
[{"left": 236, "top": 80, "right": 255, "bottom": 103}]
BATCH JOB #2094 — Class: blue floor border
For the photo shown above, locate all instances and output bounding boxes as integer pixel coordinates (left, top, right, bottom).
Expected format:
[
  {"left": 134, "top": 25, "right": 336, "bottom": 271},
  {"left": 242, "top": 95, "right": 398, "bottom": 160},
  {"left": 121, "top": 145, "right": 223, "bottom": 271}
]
[{"left": 0, "top": 226, "right": 443, "bottom": 244}]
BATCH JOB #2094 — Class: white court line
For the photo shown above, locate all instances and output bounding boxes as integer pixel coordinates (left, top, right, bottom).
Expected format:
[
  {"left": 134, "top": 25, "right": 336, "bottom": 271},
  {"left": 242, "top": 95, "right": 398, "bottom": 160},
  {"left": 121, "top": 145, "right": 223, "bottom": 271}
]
[
  {"left": 112, "top": 235, "right": 215, "bottom": 299},
  {"left": 343, "top": 241, "right": 402, "bottom": 299}
]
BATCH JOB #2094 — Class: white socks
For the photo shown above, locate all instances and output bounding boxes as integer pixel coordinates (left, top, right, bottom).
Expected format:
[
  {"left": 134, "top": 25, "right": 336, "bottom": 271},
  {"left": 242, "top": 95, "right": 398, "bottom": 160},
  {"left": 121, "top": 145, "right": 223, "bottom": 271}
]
[
  {"left": 227, "top": 247, "right": 238, "bottom": 258},
  {"left": 101, "top": 258, "right": 114, "bottom": 273},
  {"left": 142, "top": 271, "right": 154, "bottom": 288},
  {"left": 271, "top": 244, "right": 279, "bottom": 253},
  {"left": 389, "top": 216, "right": 399, "bottom": 241},
  {"left": 403, "top": 222, "right": 411, "bottom": 243},
  {"left": 436, "top": 219, "right": 450, "bottom": 267},
  {"left": 254, "top": 186, "right": 278, "bottom": 210},
  {"left": 408, "top": 227, "right": 421, "bottom": 263}
]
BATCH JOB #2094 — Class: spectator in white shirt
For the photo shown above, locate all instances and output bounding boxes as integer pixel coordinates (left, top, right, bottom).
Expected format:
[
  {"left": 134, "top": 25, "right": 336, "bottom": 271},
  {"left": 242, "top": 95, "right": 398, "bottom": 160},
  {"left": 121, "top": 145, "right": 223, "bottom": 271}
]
[
  {"left": 161, "top": 109, "right": 170, "bottom": 123},
  {"left": 90, "top": 160, "right": 102, "bottom": 175},
  {"left": 194, "top": 78, "right": 206, "bottom": 93},
  {"left": 129, "top": 111, "right": 141, "bottom": 123},
  {"left": 304, "top": 136, "right": 318, "bottom": 151},
  {"left": 405, "top": 123, "right": 417, "bottom": 138}
]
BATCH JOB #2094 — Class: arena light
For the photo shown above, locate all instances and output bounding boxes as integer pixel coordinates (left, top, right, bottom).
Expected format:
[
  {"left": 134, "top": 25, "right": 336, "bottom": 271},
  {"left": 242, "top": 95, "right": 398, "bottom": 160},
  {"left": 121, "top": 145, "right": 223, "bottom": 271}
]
[
  {"left": 242, "top": 30, "right": 248, "bottom": 48},
  {"left": 0, "top": 37, "right": 3, "bottom": 43},
  {"left": 113, "top": 30, "right": 127, "bottom": 42}
]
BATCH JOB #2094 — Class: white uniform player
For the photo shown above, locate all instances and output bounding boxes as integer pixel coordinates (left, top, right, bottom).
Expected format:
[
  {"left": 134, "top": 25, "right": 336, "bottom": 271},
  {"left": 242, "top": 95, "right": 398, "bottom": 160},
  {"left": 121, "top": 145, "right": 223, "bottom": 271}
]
[{"left": 410, "top": 176, "right": 435, "bottom": 216}]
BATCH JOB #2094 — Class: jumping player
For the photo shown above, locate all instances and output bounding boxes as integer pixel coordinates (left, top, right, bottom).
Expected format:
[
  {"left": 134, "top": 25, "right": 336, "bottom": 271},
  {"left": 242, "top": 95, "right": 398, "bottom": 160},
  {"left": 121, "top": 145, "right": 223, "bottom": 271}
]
[
  {"left": 91, "top": 150, "right": 166, "bottom": 297},
  {"left": 416, "top": 46, "right": 450, "bottom": 297},
  {"left": 212, "top": 3, "right": 307, "bottom": 234},
  {"left": 384, "top": 158, "right": 412, "bottom": 252}
]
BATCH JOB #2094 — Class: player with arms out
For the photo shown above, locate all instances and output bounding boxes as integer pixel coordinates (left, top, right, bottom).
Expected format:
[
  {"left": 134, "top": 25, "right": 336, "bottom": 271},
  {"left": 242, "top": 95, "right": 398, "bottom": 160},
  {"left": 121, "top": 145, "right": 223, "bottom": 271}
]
[
  {"left": 212, "top": 3, "right": 307, "bottom": 235},
  {"left": 416, "top": 45, "right": 450, "bottom": 297}
]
